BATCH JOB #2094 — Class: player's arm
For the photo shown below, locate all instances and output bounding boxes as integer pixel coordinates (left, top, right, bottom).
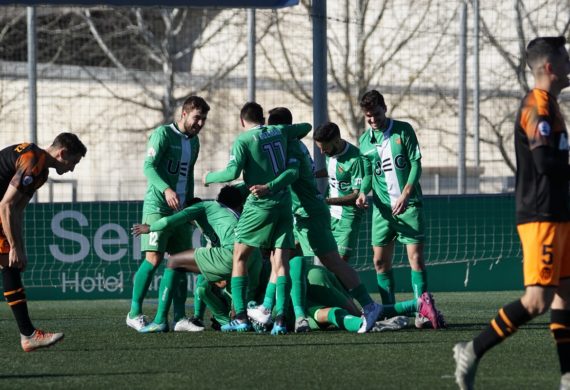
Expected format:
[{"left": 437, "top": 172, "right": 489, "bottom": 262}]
[
  {"left": 131, "top": 204, "right": 204, "bottom": 236},
  {"left": 357, "top": 154, "right": 372, "bottom": 208},
  {"left": 393, "top": 126, "right": 422, "bottom": 215},
  {"left": 283, "top": 123, "right": 312, "bottom": 140},
  {"left": 0, "top": 185, "right": 31, "bottom": 269},
  {"left": 205, "top": 139, "right": 245, "bottom": 185}
]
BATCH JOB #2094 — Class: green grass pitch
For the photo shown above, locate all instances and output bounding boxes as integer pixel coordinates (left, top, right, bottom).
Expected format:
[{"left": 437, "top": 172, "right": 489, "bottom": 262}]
[{"left": 0, "top": 291, "right": 559, "bottom": 389}]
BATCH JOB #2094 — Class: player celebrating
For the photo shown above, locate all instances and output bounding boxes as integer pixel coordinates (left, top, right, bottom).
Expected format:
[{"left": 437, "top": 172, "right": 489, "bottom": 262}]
[
  {"left": 357, "top": 90, "right": 443, "bottom": 329},
  {"left": 248, "top": 108, "right": 382, "bottom": 333},
  {"left": 313, "top": 122, "right": 366, "bottom": 262},
  {"left": 0, "top": 133, "right": 86, "bottom": 351},
  {"left": 131, "top": 185, "right": 262, "bottom": 333},
  {"left": 204, "top": 102, "right": 312, "bottom": 333},
  {"left": 127, "top": 96, "right": 210, "bottom": 332},
  {"left": 454, "top": 36, "right": 570, "bottom": 390}
]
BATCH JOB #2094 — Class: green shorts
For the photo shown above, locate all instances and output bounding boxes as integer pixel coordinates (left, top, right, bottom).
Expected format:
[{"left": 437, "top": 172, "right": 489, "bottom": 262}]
[
  {"left": 195, "top": 247, "right": 233, "bottom": 283},
  {"left": 235, "top": 202, "right": 294, "bottom": 249},
  {"left": 330, "top": 215, "right": 362, "bottom": 257},
  {"left": 140, "top": 213, "right": 193, "bottom": 254},
  {"left": 371, "top": 201, "right": 425, "bottom": 246},
  {"left": 294, "top": 213, "right": 338, "bottom": 256},
  {"left": 194, "top": 247, "right": 263, "bottom": 291}
]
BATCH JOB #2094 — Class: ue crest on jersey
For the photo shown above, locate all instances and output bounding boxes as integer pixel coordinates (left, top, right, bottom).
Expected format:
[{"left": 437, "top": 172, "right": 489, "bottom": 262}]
[{"left": 538, "top": 120, "right": 551, "bottom": 137}]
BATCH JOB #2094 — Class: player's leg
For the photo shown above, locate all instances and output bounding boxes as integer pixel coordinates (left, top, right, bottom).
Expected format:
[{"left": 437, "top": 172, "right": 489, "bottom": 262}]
[
  {"left": 197, "top": 283, "right": 231, "bottom": 328},
  {"left": 128, "top": 213, "right": 168, "bottom": 329},
  {"left": 371, "top": 203, "right": 397, "bottom": 305},
  {"left": 221, "top": 242, "right": 254, "bottom": 332},
  {"left": 167, "top": 223, "right": 195, "bottom": 324},
  {"left": 247, "top": 252, "right": 276, "bottom": 325},
  {"left": 549, "top": 222, "right": 570, "bottom": 388},
  {"left": 398, "top": 205, "right": 428, "bottom": 299},
  {"left": 1, "top": 253, "right": 64, "bottom": 352},
  {"left": 310, "top": 306, "right": 363, "bottom": 333},
  {"left": 271, "top": 248, "right": 292, "bottom": 335},
  {"left": 454, "top": 221, "right": 560, "bottom": 389},
  {"left": 289, "top": 255, "right": 310, "bottom": 332}
]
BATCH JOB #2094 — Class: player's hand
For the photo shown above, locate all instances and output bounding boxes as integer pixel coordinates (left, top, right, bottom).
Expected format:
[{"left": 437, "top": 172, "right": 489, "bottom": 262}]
[
  {"left": 164, "top": 188, "right": 181, "bottom": 211},
  {"left": 250, "top": 184, "right": 270, "bottom": 198},
  {"left": 202, "top": 171, "right": 209, "bottom": 187},
  {"left": 356, "top": 192, "right": 369, "bottom": 209},
  {"left": 8, "top": 247, "right": 27, "bottom": 271},
  {"left": 392, "top": 194, "right": 408, "bottom": 215},
  {"left": 131, "top": 224, "right": 150, "bottom": 237}
]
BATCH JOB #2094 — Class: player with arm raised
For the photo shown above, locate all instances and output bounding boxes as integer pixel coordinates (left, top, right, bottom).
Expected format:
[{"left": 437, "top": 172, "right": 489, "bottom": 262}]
[
  {"left": 454, "top": 36, "right": 570, "bottom": 390},
  {"left": 204, "top": 102, "right": 311, "bottom": 334},
  {"left": 0, "top": 133, "right": 86, "bottom": 351},
  {"left": 127, "top": 96, "right": 210, "bottom": 332},
  {"left": 248, "top": 108, "right": 382, "bottom": 333}
]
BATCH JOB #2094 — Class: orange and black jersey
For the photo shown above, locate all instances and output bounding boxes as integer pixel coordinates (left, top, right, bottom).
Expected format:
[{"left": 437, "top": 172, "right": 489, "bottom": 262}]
[
  {"left": 515, "top": 88, "right": 570, "bottom": 224},
  {"left": 0, "top": 143, "right": 49, "bottom": 199}
]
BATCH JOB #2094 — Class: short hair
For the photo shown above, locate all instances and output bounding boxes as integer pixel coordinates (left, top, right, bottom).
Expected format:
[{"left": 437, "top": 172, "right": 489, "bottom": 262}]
[
  {"left": 240, "top": 102, "right": 264, "bottom": 124},
  {"left": 268, "top": 107, "right": 293, "bottom": 125},
  {"left": 313, "top": 122, "right": 340, "bottom": 143},
  {"left": 359, "top": 90, "right": 387, "bottom": 111},
  {"left": 526, "top": 36, "right": 567, "bottom": 70},
  {"left": 51, "top": 132, "right": 87, "bottom": 157},
  {"left": 182, "top": 96, "right": 210, "bottom": 114},
  {"left": 217, "top": 185, "right": 244, "bottom": 211}
]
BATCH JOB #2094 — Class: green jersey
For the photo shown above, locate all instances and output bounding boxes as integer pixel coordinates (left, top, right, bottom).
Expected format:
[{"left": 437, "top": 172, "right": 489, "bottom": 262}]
[
  {"left": 149, "top": 200, "right": 240, "bottom": 249},
  {"left": 142, "top": 123, "right": 200, "bottom": 215},
  {"left": 288, "top": 140, "right": 328, "bottom": 218},
  {"left": 206, "top": 123, "right": 312, "bottom": 209},
  {"left": 325, "top": 141, "right": 365, "bottom": 220},
  {"left": 359, "top": 119, "right": 423, "bottom": 207}
]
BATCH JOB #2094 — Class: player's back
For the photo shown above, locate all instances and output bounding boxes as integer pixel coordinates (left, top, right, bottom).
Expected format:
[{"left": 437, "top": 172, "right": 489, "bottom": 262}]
[
  {"left": 288, "top": 140, "right": 328, "bottom": 217},
  {"left": 0, "top": 143, "right": 49, "bottom": 198},
  {"left": 515, "top": 88, "right": 570, "bottom": 224},
  {"left": 201, "top": 201, "right": 241, "bottom": 248}
]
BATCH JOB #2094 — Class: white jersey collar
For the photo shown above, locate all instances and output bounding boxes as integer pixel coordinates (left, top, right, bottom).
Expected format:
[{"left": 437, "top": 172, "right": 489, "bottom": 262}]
[{"left": 168, "top": 123, "right": 190, "bottom": 139}]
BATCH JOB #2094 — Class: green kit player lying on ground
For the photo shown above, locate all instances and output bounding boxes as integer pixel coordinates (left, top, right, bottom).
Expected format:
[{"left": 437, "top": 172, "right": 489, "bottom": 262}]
[{"left": 131, "top": 185, "right": 262, "bottom": 333}]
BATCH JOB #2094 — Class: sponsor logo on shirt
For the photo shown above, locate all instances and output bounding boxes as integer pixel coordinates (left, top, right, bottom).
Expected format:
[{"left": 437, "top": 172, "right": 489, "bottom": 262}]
[
  {"left": 22, "top": 176, "right": 33, "bottom": 186},
  {"left": 538, "top": 120, "right": 551, "bottom": 136},
  {"left": 147, "top": 147, "right": 156, "bottom": 158}
]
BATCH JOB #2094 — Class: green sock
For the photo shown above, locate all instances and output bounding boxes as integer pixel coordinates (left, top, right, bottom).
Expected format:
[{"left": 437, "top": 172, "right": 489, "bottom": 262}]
[
  {"left": 411, "top": 269, "right": 427, "bottom": 299},
  {"left": 348, "top": 283, "right": 373, "bottom": 307},
  {"left": 197, "top": 284, "right": 231, "bottom": 325},
  {"left": 153, "top": 268, "right": 182, "bottom": 324},
  {"left": 289, "top": 256, "right": 308, "bottom": 318},
  {"left": 376, "top": 270, "right": 395, "bottom": 304},
  {"left": 172, "top": 272, "right": 188, "bottom": 322},
  {"left": 275, "top": 276, "right": 291, "bottom": 316},
  {"left": 231, "top": 276, "right": 248, "bottom": 317},
  {"left": 382, "top": 298, "right": 419, "bottom": 318},
  {"left": 193, "top": 274, "right": 207, "bottom": 320},
  {"left": 129, "top": 260, "right": 158, "bottom": 318},
  {"left": 262, "top": 282, "right": 276, "bottom": 311},
  {"left": 327, "top": 307, "right": 363, "bottom": 333}
]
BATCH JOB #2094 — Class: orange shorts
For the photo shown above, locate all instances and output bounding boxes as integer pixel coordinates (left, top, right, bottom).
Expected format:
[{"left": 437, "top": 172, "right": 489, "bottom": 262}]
[{"left": 518, "top": 221, "right": 570, "bottom": 287}]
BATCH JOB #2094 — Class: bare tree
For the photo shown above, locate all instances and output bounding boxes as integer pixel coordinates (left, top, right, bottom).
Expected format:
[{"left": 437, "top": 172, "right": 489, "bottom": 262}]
[
  {"left": 260, "top": 0, "right": 454, "bottom": 139},
  {"left": 475, "top": 0, "right": 570, "bottom": 174},
  {"left": 80, "top": 7, "right": 251, "bottom": 129}
]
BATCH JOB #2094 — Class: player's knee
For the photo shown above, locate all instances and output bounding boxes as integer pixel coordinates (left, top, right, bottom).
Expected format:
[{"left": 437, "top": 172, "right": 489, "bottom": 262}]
[{"left": 373, "top": 258, "right": 391, "bottom": 271}]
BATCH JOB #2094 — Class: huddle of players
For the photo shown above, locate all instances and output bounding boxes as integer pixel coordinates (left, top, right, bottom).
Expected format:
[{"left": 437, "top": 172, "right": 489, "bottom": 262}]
[{"left": 127, "top": 90, "right": 445, "bottom": 335}]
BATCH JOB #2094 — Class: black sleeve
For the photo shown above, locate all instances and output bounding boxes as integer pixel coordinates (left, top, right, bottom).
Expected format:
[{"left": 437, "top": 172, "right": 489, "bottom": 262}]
[{"left": 531, "top": 146, "right": 570, "bottom": 179}]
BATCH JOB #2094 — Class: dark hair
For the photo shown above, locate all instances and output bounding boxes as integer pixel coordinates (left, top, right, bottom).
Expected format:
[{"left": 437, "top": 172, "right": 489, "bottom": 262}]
[
  {"left": 313, "top": 122, "right": 340, "bottom": 143},
  {"left": 240, "top": 102, "right": 264, "bottom": 125},
  {"left": 184, "top": 197, "right": 203, "bottom": 208},
  {"left": 268, "top": 107, "right": 293, "bottom": 125},
  {"left": 526, "top": 36, "right": 567, "bottom": 70},
  {"left": 51, "top": 132, "right": 87, "bottom": 157},
  {"left": 217, "top": 185, "right": 244, "bottom": 211},
  {"left": 359, "top": 90, "right": 387, "bottom": 111},
  {"left": 182, "top": 96, "right": 210, "bottom": 114}
]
